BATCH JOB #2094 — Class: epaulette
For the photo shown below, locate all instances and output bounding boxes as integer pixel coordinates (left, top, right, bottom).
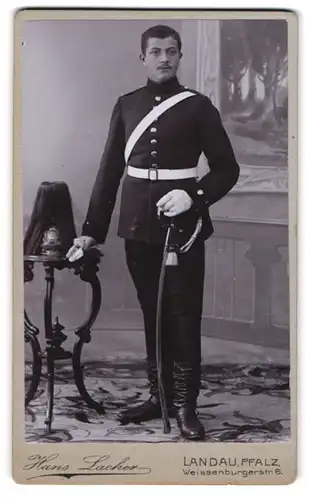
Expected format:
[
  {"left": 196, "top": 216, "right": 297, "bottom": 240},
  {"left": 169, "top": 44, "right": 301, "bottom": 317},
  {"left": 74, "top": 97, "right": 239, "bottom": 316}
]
[
  {"left": 182, "top": 86, "right": 210, "bottom": 100},
  {"left": 120, "top": 86, "right": 145, "bottom": 98}
]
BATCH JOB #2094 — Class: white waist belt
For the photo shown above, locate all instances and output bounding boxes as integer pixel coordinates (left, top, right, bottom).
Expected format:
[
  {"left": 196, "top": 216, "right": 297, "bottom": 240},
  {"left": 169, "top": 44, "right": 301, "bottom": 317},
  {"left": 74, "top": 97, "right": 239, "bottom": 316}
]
[{"left": 127, "top": 165, "right": 197, "bottom": 181}]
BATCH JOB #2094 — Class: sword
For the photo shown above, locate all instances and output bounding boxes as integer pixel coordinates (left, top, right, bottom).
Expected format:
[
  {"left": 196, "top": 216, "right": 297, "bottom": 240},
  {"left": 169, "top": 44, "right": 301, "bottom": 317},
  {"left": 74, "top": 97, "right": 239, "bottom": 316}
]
[
  {"left": 156, "top": 210, "right": 180, "bottom": 434},
  {"left": 156, "top": 210, "right": 202, "bottom": 434},
  {"left": 156, "top": 223, "right": 172, "bottom": 434}
]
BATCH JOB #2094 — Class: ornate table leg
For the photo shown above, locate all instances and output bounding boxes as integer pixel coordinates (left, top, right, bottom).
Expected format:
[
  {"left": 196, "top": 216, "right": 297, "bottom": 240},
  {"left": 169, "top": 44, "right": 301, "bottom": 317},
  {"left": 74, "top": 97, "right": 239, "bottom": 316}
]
[
  {"left": 24, "top": 310, "right": 42, "bottom": 405},
  {"left": 72, "top": 260, "right": 105, "bottom": 414},
  {"left": 43, "top": 264, "right": 55, "bottom": 433}
]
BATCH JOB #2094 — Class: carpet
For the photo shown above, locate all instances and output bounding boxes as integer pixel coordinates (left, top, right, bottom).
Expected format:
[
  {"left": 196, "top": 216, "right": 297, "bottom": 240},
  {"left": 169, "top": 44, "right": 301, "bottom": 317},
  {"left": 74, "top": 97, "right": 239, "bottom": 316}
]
[{"left": 25, "top": 359, "right": 290, "bottom": 443}]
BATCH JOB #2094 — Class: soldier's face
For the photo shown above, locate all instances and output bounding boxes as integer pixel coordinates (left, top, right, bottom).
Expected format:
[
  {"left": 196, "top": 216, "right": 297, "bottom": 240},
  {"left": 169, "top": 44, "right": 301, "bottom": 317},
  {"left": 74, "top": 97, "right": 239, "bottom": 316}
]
[{"left": 141, "top": 37, "right": 182, "bottom": 83}]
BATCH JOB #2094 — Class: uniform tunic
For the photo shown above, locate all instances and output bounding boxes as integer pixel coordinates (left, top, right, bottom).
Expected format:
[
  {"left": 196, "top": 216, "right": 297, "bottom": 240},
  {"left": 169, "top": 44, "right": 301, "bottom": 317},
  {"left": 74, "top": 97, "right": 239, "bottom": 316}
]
[{"left": 82, "top": 77, "right": 240, "bottom": 245}]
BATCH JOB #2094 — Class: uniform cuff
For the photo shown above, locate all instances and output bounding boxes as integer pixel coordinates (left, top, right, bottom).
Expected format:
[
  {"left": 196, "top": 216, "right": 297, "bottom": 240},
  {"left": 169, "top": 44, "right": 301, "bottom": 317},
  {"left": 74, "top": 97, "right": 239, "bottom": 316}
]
[
  {"left": 81, "top": 221, "right": 99, "bottom": 242},
  {"left": 185, "top": 185, "right": 209, "bottom": 214}
]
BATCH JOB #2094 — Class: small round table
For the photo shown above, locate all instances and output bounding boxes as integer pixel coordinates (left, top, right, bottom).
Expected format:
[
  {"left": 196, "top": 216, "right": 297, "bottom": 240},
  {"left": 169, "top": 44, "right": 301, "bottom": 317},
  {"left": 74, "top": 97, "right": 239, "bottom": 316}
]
[{"left": 24, "top": 248, "right": 105, "bottom": 433}]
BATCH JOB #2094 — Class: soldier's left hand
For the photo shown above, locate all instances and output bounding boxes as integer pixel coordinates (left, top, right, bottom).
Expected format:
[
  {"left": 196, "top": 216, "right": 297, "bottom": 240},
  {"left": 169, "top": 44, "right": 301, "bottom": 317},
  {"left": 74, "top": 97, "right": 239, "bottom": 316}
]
[{"left": 156, "top": 189, "right": 193, "bottom": 217}]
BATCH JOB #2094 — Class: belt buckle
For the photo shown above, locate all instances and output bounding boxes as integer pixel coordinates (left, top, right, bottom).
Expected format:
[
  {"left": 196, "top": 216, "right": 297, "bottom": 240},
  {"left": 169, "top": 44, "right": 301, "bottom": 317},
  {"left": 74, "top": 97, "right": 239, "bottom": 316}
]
[{"left": 148, "top": 167, "right": 158, "bottom": 181}]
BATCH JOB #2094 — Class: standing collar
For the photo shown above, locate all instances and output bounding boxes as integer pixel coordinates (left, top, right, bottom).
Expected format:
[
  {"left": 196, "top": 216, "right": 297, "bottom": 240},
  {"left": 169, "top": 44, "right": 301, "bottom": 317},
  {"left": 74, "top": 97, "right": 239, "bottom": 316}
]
[{"left": 145, "top": 76, "right": 182, "bottom": 95}]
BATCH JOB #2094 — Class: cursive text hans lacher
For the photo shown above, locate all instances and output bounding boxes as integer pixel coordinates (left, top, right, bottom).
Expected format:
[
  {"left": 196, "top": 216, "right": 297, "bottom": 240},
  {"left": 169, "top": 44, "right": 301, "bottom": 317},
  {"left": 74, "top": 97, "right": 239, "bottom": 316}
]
[
  {"left": 24, "top": 454, "right": 151, "bottom": 478},
  {"left": 79, "top": 455, "right": 151, "bottom": 473}
]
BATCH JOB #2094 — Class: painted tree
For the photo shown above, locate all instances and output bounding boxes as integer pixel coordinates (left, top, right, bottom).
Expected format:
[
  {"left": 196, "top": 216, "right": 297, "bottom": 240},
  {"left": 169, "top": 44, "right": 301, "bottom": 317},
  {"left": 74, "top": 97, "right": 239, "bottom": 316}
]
[
  {"left": 220, "top": 20, "right": 249, "bottom": 113},
  {"left": 244, "top": 20, "right": 288, "bottom": 123}
]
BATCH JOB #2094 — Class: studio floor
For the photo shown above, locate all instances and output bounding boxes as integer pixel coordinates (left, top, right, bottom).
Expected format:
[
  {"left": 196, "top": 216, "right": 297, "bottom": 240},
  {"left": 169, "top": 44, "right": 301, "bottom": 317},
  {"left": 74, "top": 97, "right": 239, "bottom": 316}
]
[{"left": 25, "top": 330, "right": 290, "bottom": 444}]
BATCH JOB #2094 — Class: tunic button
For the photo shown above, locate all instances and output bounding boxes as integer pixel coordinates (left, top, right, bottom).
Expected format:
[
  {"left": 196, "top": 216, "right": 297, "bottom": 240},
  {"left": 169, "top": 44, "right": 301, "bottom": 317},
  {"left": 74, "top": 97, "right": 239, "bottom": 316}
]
[
  {"left": 155, "top": 96, "right": 161, "bottom": 101},
  {"left": 150, "top": 127, "right": 157, "bottom": 133},
  {"left": 150, "top": 139, "right": 157, "bottom": 144},
  {"left": 151, "top": 151, "right": 157, "bottom": 157},
  {"left": 151, "top": 163, "right": 158, "bottom": 168}
]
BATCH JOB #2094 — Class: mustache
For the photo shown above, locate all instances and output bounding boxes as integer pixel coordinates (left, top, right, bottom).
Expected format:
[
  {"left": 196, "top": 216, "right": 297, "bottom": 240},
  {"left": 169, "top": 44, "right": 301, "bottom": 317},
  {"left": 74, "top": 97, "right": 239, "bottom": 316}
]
[{"left": 157, "top": 65, "right": 172, "bottom": 69}]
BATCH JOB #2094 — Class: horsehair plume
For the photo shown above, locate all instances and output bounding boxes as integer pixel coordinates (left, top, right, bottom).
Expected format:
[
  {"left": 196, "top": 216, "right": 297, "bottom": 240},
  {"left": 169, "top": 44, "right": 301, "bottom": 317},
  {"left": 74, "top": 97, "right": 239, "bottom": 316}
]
[{"left": 24, "top": 181, "right": 77, "bottom": 256}]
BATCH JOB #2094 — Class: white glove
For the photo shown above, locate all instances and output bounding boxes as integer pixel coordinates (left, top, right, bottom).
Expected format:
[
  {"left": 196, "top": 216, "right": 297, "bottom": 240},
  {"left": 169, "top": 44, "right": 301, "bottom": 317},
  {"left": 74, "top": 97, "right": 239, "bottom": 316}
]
[
  {"left": 66, "top": 236, "right": 96, "bottom": 262},
  {"left": 156, "top": 189, "right": 193, "bottom": 217}
]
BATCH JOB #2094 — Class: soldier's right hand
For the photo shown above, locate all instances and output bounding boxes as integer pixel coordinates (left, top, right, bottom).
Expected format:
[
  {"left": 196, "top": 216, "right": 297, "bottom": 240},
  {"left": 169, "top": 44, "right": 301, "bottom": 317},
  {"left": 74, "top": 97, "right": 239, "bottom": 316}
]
[{"left": 66, "top": 236, "right": 96, "bottom": 262}]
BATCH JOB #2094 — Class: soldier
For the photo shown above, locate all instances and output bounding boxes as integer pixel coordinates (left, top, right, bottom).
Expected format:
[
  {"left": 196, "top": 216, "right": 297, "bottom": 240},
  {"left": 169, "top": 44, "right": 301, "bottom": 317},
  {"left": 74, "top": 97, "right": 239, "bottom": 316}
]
[{"left": 67, "top": 24, "right": 240, "bottom": 440}]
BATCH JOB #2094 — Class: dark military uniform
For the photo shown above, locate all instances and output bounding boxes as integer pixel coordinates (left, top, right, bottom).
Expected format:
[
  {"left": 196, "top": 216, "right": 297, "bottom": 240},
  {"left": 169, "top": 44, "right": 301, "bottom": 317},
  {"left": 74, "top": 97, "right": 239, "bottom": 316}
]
[{"left": 82, "top": 76, "right": 239, "bottom": 437}]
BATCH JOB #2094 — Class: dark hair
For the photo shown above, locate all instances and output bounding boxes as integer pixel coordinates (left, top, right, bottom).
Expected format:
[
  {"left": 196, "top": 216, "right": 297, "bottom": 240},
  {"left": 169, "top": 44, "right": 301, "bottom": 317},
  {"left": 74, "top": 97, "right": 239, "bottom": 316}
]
[
  {"left": 141, "top": 25, "right": 182, "bottom": 55},
  {"left": 24, "top": 181, "right": 77, "bottom": 256}
]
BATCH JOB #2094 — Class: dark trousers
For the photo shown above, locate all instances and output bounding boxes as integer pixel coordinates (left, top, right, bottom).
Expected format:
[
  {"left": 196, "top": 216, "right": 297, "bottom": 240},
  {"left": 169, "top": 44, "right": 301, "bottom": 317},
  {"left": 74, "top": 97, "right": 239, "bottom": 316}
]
[{"left": 124, "top": 238, "right": 205, "bottom": 386}]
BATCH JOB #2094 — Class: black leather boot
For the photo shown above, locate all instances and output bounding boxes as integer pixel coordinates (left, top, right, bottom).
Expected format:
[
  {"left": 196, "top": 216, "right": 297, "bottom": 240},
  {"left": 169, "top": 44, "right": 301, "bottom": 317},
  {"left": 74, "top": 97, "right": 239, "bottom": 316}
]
[
  {"left": 117, "top": 362, "right": 174, "bottom": 424},
  {"left": 173, "top": 362, "right": 204, "bottom": 440}
]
